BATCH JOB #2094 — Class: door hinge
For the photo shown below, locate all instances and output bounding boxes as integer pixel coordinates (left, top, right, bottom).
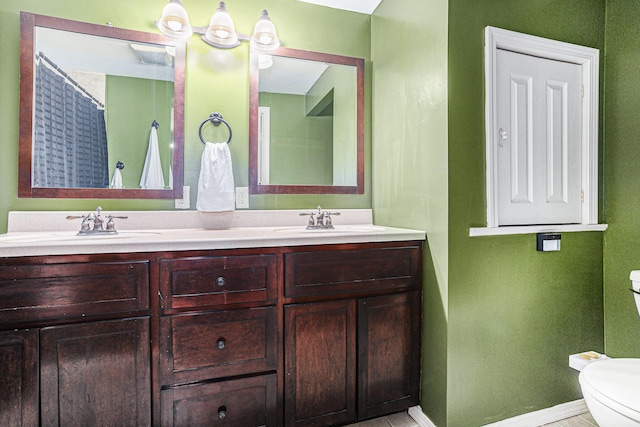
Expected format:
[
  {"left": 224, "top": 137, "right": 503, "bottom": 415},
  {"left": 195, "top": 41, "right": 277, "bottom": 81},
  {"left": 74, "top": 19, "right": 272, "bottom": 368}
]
[
  {"left": 581, "top": 84, "right": 584, "bottom": 99},
  {"left": 581, "top": 190, "right": 584, "bottom": 203}
]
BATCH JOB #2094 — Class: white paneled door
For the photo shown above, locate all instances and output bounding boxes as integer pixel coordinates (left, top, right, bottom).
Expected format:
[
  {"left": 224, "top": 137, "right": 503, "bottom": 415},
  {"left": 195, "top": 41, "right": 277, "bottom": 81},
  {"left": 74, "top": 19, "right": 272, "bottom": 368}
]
[{"left": 496, "top": 49, "right": 582, "bottom": 225}]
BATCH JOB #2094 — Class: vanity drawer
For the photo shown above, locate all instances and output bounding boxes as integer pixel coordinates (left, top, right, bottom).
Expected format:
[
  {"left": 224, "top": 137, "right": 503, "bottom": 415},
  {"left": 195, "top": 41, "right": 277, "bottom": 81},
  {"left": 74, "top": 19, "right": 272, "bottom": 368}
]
[
  {"left": 284, "top": 245, "right": 421, "bottom": 299},
  {"left": 0, "top": 261, "right": 149, "bottom": 325},
  {"left": 159, "top": 254, "right": 277, "bottom": 311},
  {"left": 161, "top": 373, "right": 277, "bottom": 427},
  {"left": 160, "top": 306, "right": 277, "bottom": 384}
]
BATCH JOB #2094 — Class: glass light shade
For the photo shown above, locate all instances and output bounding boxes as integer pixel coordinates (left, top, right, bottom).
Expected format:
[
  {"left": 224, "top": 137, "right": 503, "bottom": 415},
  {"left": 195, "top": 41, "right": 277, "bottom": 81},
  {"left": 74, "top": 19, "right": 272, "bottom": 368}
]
[
  {"left": 158, "top": 1, "right": 193, "bottom": 39},
  {"left": 250, "top": 10, "right": 280, "bottom": 51},
  {"left": 204, "top": 2, "right": 239, "bottom": 48}
]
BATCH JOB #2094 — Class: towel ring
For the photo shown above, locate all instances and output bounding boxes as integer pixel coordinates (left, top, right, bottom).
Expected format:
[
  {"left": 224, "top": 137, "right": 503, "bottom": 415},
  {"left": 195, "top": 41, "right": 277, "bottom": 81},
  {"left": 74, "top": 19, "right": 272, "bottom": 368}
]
[{"left": 198, "top": 112, "right": 232, "bottom": 145}]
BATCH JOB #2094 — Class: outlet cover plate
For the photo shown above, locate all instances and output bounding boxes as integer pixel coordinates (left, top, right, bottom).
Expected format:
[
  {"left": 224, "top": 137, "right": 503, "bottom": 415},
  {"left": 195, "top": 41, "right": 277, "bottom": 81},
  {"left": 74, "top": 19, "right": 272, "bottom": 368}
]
[
  {"left": 175, "top": 186, "right": 190, "bottom": 209},
  {"left": 235, "top": 187, "right": 249, "bottom": 209}
]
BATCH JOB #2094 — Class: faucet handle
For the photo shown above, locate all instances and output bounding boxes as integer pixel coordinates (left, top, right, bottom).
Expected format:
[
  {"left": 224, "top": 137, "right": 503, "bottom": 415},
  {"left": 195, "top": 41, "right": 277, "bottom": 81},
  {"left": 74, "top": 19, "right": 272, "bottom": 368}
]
[
  {"left": 105, "top": 215, "right": 128, "bottom": 232},
  {"left": 300, "top": 212, "right": 316, "bottom": 226}
]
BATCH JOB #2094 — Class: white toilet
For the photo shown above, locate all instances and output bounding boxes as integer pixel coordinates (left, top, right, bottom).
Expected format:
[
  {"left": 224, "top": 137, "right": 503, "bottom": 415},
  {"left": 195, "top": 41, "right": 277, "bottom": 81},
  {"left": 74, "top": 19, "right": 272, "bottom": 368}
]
[{"left": 578, "top": 271, "right": 640, "bottom": 426}]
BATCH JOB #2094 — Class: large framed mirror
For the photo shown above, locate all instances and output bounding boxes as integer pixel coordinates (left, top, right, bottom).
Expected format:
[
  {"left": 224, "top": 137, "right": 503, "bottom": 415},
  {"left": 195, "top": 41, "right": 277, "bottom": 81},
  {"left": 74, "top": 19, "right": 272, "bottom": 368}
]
[
  {"left": 19, "top": 12, "right": 185, "bottom": 199},
  {"left": 249, "top": 47, "right": 364, "bottom": 194}
]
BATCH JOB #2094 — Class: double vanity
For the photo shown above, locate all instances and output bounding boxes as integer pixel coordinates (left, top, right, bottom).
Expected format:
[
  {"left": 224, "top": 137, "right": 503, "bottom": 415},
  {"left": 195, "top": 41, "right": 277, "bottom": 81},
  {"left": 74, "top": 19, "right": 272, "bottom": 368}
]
[{"left": 0, "top": 209, "right": 424, "bottom": 426}]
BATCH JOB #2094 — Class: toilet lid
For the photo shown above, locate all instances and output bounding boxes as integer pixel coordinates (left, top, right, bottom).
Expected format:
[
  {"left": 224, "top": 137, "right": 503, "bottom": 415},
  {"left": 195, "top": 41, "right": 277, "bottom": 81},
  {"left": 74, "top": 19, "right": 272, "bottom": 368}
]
[{"left": 579, "top": 359, "right": 640, "bottom": 418}]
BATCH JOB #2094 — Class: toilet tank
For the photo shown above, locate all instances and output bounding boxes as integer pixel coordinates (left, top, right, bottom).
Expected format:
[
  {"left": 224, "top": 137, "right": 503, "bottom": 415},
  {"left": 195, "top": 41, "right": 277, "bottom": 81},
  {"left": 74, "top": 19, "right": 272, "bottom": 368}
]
[{"left": 629, "top": 270, "right": 640, "bottom": 318}]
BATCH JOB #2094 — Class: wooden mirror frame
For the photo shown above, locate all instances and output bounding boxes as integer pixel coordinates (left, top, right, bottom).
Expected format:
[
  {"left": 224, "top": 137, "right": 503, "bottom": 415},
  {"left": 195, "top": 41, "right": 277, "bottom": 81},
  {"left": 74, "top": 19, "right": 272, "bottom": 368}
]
[
  {"left": 249, "top": 47, "right": 364, "bottom": 194},
  {"left": 18, "top": 12, "right": 185, "bottom": 199}
]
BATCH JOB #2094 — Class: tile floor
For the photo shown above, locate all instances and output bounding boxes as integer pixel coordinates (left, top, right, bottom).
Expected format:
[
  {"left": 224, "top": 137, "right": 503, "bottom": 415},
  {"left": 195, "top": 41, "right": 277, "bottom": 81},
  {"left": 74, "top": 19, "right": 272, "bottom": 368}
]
[
  {"left": 540, "top": 412, "right": 599, "bottom": 427},
  {"left": 348, "top": 410, "right": 599, "bottom": 427},
  {"left": 347, "top": 411, "right": 419, "bottom": 427}
]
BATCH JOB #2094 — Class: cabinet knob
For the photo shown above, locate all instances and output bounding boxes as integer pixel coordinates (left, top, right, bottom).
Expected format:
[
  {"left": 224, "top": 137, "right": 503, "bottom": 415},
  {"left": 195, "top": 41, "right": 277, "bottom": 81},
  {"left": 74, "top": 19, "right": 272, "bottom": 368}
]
[
  {"left": 217, "top": 338, "right": 226, "bottom": 350},
  {"left": 218, "top": 406, "right": 227, "bottom": 420},
  {"left": 216, "top": 276, "right": 226, "bottom": 287}
]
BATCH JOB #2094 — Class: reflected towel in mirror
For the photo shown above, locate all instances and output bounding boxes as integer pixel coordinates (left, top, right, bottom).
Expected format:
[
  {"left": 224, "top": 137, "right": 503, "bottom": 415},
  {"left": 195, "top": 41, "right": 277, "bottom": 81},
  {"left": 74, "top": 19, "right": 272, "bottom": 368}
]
[
  {"left": 110, "top": 168, "right": 123, "bottom": 188},
  {"left": 139, "top": 125, "right": 166, "bottom": 189},
  {"left": 196, "top": 142, "right": 235, "bottom": 212}
]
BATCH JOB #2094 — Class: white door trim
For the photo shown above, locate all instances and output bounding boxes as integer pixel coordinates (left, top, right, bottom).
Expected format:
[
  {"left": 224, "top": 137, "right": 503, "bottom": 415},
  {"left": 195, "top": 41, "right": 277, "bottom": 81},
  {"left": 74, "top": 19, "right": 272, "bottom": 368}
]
[
  {"left": 257, "top": 106, "right": 271, "bottom": 185},
  {"left": 485, "top": 26, "right": 599, "bottom": 228}
]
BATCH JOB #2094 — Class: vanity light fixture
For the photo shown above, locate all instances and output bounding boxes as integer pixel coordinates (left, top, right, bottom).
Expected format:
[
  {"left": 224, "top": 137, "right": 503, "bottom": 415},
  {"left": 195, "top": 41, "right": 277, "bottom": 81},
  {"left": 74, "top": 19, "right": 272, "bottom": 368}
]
[
  {"left": 156, "top": 0, "right": 280, "bottom": 51},
  {"left": 157, "top": 0, "right": 193, "bottom": 39}
]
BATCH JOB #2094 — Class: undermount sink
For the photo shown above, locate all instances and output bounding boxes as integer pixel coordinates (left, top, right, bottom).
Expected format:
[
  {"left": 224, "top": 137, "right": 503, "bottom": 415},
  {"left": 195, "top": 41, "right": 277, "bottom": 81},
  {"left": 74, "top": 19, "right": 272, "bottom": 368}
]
[
  {"left": 273, "top": 225, "right": 386, "bottom": 234},
  {"left": 0, "top": 230, "right": 160, "bottom": 244}
]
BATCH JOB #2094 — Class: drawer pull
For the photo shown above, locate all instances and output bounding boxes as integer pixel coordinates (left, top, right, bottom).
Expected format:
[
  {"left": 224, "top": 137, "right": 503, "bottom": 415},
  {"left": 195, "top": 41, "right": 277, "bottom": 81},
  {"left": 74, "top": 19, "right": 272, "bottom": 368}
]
[
  {"left": 216, "top": 338, "right": 227, "bottom": 350},
  {"left": 218, "top": 406, "right": 227, "bottom": 420},
  {"left": 216, "top": 276, "right": 226, "bottom": 287}
]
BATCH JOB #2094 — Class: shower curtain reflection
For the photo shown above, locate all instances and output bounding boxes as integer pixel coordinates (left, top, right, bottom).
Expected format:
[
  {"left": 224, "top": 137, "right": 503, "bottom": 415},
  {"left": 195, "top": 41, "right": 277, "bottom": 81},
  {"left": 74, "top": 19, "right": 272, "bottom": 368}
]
[{"left": 33, "top": 53, "right": 109, "bottom": 188}]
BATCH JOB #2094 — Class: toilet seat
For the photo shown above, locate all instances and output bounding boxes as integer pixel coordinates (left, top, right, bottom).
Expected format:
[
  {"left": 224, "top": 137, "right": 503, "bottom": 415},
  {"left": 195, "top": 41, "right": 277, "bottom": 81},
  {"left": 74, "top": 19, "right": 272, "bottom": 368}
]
[{"left": 579, "top": 358, "right": 640, "bottom": 422}]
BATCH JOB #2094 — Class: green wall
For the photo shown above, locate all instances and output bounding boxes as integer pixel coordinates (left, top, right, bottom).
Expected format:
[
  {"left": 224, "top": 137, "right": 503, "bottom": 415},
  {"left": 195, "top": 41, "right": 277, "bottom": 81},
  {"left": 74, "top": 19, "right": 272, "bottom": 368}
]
[
  {"left": 259, "top": 92, "right": 333, "bottom": 185},
  {"left": 373, "top": 0, "right": 607, "bottom": 426},
  {"left": 602, "top": 0, "right": 640, "bottom": 358},
  {"left": 306, "top": 64, "right": 358, "bottom": 186},
  {"left": 371, "top": 0, "right": 450, "bottom": 425},
  {"left": 447, "top": 1, "right": 605, "bottom": 425},
  {"left": 0, "top": 0, "right": 371, "bottom": 233}
]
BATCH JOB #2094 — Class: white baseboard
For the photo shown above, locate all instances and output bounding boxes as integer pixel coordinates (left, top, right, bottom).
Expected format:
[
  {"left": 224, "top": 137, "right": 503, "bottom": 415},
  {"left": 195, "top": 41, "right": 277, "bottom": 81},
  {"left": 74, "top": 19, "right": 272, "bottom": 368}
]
[
  {"left": 482, "top": 399, "right": 588, "bottom": 427},
  {"left": 408, "top": 406, "right": 437, "bottom": 427},
  {"left": 407, "top": 400, "right": 588, "bottom": 427}
]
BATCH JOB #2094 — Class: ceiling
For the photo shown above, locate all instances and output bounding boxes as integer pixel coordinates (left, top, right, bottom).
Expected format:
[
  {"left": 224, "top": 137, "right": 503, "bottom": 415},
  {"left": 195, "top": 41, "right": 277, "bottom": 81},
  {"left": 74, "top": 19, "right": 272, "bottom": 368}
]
[
  {"left": 297, "top": 0, "right": 383, "bottom": 15},
  {"left": 259, "top": 56, "right": 329, "bottom": 95}
]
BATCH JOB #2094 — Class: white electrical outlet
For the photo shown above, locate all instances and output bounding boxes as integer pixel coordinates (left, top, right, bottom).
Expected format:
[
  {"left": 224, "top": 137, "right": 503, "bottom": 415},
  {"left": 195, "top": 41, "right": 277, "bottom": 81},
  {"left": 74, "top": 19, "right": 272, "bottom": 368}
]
[
  {"left": 235, "top": 187, "right": 249, "bottom": 209},
  {"left": 175, "top": 186, "right": 190, "bottom": 209}
]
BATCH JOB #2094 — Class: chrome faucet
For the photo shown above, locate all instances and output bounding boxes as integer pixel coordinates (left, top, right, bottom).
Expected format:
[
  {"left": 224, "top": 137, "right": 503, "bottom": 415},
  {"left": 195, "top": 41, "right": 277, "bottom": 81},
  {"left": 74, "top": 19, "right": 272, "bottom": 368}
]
[
  {"left": 301, "top": 206, "right": 340, "bottom": 230},
  {"left": 66, "top": 207, "right": 128, "bottom": 235}
]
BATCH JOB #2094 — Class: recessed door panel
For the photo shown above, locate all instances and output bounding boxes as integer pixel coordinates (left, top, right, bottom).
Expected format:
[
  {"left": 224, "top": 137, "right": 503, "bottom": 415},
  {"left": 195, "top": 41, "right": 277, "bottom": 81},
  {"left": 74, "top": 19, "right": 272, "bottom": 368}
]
[{"left": 496, "top": 49, "right": 582, "bottom": 225}]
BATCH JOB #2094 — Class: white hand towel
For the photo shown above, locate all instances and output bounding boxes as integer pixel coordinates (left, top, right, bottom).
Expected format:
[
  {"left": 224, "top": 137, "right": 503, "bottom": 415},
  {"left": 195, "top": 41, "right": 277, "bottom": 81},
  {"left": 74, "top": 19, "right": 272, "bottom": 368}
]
[
  {"left": 196, "top": 142, "right": 235, "bottom": 212},
  {"left": 139, "top": 126, "right": 166, "bottom": 189},
  {"left": 110, "top": 168, "right": 123, "bottom": 188}
]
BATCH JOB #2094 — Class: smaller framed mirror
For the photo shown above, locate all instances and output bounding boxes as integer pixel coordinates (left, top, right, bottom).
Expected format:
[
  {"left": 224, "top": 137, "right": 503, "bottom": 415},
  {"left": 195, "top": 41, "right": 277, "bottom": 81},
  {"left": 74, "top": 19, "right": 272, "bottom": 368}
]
[
  {"left": 249, "top": 47, "right": 364, "bottom": 194},
  {"left": 19, "top": 12, "right": 185, "bottom": 199}
]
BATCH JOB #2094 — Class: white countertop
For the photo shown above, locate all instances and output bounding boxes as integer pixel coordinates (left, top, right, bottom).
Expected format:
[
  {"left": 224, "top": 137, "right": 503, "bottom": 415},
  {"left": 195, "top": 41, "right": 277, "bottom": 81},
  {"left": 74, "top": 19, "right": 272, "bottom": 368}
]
[{"left": 0, "top": 210, "right": 425, "bottom": 258}]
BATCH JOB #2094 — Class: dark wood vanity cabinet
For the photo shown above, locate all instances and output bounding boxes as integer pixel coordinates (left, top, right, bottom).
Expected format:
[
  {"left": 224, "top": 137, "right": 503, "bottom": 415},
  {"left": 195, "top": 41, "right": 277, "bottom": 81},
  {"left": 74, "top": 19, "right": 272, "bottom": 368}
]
[
  {"left": 358, "top": 291, "right": 421, "bottom": 419},
  {"left": 0, "top": 240, "right": 422, "bottom": 427},
  {"left": 283, "top": 244, "right": 422, "bottom": 426},
  {"left": 0, "top": 329, "right": 38, "bottom": 427},
  {"left": 40, "top": 318, "right": 151, "bottom": 426},
  {"left": 285, "top": 299, "right": 358, "bottom": 426},
  {"left": 0, "top": 258, "right": 151, "bottom": 427},
  {"left": 158, "top": 253, "right": 279, "bottom": 427}
]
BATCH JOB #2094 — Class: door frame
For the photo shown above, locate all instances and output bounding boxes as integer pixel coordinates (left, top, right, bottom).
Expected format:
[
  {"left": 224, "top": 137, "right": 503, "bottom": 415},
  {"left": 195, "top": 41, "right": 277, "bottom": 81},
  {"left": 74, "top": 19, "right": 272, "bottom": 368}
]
[{"left": 484, "top": 26, "right": 599, "bottom": 228}]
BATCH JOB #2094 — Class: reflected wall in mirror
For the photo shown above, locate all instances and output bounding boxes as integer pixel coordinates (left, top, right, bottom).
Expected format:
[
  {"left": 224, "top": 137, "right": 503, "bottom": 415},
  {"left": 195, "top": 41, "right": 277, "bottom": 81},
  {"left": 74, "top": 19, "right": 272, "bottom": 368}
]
[
  {"left": 249, "top": 47, "right": 364, "bottom": 194},
  {"left": 19, "top": 12, "right": 185, "bottom": 199}
]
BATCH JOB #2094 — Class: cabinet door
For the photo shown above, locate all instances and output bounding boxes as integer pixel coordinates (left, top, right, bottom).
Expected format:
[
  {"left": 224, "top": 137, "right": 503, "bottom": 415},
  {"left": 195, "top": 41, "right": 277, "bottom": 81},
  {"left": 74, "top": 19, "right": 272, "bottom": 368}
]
[
  {"left": 0, "top": 329, "right": 38, "bottom": 427},
  {"left": 358, "top": 292, "right": 421, "bottom": 419},
  {"left": 284, "top": 300, "right": 356, "bottom": 427},
  {"left": 40, "top": 318, "right": 151, "bottom": 426}
]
